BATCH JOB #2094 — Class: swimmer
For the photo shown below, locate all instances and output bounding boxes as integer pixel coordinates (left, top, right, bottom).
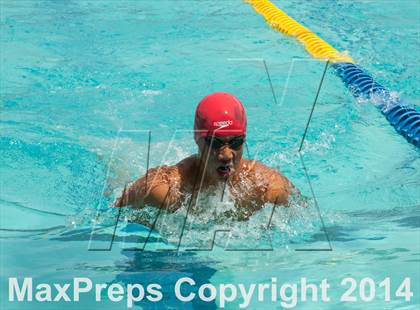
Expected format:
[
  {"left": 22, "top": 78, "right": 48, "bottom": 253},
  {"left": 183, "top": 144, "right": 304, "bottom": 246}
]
[{"left": 114, "top": 92, "right": 296, "bottom": 220}]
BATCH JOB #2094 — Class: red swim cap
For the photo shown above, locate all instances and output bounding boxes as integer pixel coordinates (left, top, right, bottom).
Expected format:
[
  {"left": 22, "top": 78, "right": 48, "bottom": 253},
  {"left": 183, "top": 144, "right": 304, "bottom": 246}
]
[{"left": 194, "top": 92, "right": 247, "bottom": 142}]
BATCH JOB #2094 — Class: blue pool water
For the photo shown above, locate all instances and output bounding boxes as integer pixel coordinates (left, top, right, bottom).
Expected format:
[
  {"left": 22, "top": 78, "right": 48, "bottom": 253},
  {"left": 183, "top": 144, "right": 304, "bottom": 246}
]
[{"left": 1, "top": 0, "right": 419, "bottom": 309}]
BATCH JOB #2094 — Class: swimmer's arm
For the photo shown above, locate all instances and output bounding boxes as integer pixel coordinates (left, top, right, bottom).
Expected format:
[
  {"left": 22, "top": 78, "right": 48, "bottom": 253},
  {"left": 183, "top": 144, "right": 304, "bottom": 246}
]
[
  {"left": 264, "top": 172, "right": 293, "bottom": 206},
  {"left": 114, "top": 175, "right": 176, "bottom": 210}
]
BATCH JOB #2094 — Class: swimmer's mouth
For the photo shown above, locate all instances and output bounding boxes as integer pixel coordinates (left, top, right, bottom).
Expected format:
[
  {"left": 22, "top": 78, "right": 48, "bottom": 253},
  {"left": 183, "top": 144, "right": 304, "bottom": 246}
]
[{"left": 216, "top": 164, "right": 233, "bottom": 177}]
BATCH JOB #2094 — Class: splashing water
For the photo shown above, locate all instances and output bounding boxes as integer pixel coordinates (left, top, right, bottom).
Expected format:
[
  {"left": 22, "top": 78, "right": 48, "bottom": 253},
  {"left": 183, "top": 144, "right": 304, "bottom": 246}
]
[{"left": 65, "top": 183, "right": 322, "bottom": 252}]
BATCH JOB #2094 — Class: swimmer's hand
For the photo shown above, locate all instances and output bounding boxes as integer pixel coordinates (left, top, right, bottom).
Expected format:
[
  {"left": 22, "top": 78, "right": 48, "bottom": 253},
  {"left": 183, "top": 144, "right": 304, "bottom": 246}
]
[{"left": 113, "top": 185, "right": 128, "bottom": 208}]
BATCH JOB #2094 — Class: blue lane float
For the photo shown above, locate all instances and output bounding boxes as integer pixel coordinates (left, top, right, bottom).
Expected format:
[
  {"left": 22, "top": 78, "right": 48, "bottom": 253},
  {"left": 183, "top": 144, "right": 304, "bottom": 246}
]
[
  {"left": 247, "top": 0, "right": 419, "bottom": 148},
  {"left": 333, "top": 62, "right": 420, "bottom": 147}
]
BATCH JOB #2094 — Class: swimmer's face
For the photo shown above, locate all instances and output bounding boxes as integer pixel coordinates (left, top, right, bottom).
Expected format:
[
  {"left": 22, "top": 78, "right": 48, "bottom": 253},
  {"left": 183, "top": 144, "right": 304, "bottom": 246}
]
[{"left": 197, "top": 135, "right": 245, "bottom": 180}]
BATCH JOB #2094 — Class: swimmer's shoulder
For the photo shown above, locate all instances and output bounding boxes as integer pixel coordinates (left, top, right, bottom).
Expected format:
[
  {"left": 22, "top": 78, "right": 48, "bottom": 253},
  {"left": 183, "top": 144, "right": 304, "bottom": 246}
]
[
  {"left": 147, "top": 155, "right": 197, "bottom": 189},
  {"left": 176, "top": 155, "right": 197, "bottom": 172},
  {"left": 242, "top": 159, "right": 288, "bottom": 177},
  {"left": 241, "top": 159, "right": 282, "bottom": 176},
  {"left": 241, "top": 159, "right": 291, "bottom": 205}
]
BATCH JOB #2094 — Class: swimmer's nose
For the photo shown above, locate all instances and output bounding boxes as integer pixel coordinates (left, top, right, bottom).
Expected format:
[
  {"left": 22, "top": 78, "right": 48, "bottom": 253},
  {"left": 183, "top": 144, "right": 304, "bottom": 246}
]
[{"left": 217, "top": 147, "right": 234, "bottom": 163}]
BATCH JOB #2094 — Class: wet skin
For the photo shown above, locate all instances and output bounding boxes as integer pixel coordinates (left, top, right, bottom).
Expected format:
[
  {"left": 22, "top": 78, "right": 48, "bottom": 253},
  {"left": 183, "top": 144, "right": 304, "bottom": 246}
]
[{"left": 115, "top": 136, "right": 294, "bottom": 220}]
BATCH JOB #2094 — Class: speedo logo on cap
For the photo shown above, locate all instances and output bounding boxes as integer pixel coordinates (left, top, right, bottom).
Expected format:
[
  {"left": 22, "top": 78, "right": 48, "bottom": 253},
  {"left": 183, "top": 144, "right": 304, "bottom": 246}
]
[{"left": 213, "top": 120, "right": 233, "bottom": 127}]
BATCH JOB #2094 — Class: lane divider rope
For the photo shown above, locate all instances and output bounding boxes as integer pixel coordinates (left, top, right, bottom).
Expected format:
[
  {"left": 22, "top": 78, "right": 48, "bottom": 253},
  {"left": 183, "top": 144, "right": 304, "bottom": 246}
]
[
  {"left": 246, "top": 0, "right": 419, "bottom": 147},
  {"left": 246, "top": 0, "right": 353, "bottom": 63}
]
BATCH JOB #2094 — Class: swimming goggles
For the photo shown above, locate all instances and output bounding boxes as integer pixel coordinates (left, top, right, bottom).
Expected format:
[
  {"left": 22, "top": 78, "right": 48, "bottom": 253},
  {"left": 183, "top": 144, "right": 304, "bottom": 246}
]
[{"left": 204, "top": 135, "right": 245, "bottom": 150}]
